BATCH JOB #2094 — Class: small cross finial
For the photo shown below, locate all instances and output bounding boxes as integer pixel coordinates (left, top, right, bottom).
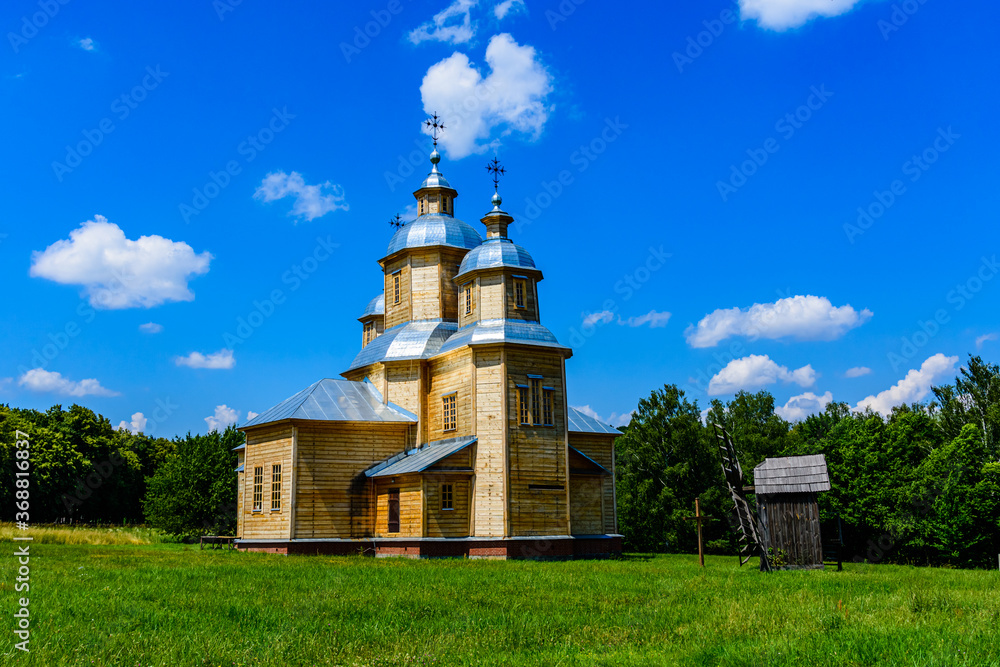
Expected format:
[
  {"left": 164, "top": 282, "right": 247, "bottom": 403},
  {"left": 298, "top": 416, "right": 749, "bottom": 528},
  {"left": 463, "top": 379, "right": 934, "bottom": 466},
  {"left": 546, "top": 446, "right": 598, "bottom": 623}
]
[
  {"left": 486, "top": 157, "right": 505, "bottom": 193},
  {"left": 425, "top": 112, "right": 446, "bottom": 147},
  {"left": 388, "top": 213, "right": 405, "bottom": 230}
]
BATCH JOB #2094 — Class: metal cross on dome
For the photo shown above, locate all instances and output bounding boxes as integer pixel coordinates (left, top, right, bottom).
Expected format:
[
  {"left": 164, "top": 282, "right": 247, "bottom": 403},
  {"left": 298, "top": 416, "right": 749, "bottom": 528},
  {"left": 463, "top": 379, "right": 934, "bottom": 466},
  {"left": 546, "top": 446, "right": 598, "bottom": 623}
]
[
  {"left": 486, "top": 157, "right": 505, "bottom": 193},
  {"left": 424, "top": 113, "right": 446, "bottom": 147},
  {"left": 388, "top": 213, "right": 404, "bottom": 230}
]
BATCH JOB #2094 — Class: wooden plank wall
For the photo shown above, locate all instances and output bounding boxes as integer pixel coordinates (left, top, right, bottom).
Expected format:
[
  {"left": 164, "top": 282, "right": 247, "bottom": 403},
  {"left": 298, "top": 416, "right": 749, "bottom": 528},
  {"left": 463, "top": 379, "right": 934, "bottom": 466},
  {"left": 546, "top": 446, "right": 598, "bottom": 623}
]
[
  {"left": 383, "top": 259, "right": 411, "bottom": 329},
  {"left": 426, "top": 349, "right": 473, "bottom": 442},
  {"left": 439, "top": 248, "right": 466, "bottom": 321},
  {"left": 473, "top": 349, "right": 505, "bottom": 537},
  {"left": 569, "top": 475, "right": 604, "bottom": 535},
  {"left": 457, "top": 276, "right": 481, "bottom": 329},
  {"left": 423, "top": 475, "right": 471, "bottom": 538},
  {"left": 568, "top": 433, "right": 618, "bottom": 534},
  {"left": 294, "top": 422, "right": 410, "bottom": 539},
  {"left": 758, "top": 492, "right": 823, "bottom": 568},
  {"left": 477, "top": 273, "right": 504, "bottom": 321},
  {"left": 506, "top": 349, "right": 568, "bottom": 537},
  {"left": 410, "top": 250, "right": 441, "bottom": 321},
  {"left": 241, "top": 424, "right": 293, "bottom": 540},
  {"left": 385, "top": 363, "right": 421, "bottom": 428},
  {"left": 504, "top": 274, "right": 539, "bottom": 322},
  {"left": 373, "top": 476, "right": 422, "bottom": 537}
]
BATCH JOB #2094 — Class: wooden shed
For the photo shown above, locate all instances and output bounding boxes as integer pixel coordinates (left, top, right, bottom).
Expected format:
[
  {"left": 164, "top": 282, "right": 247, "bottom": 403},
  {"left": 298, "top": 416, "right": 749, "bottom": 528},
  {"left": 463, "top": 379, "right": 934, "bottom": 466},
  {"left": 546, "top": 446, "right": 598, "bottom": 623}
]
[{"left": 753, "top": 454, "right": 831, "bottom": 570}]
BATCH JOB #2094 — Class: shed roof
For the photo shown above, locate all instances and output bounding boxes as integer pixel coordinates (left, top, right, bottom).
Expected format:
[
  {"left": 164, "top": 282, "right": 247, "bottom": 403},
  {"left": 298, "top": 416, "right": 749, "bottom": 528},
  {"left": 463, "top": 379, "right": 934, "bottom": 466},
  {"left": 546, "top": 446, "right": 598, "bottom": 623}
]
[
  {"left": 240, "top": 378, "right": 417, "bottom": 428},
  {"left": 567, "top": 406, "right": 620, "bottom": 435},
  {"left": 365, "top": 436, "right": 477, "bottom": 478},
  {"left": 754, "top": 454, "right": 831, "bottom": 495}
]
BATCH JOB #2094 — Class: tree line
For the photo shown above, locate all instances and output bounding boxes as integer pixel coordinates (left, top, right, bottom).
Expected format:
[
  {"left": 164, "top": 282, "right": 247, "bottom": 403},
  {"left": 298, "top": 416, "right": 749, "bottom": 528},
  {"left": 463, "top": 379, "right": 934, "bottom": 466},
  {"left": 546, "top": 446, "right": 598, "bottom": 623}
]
[{"left": 614, "top": 354, "right": 1000, "bottom": 568}]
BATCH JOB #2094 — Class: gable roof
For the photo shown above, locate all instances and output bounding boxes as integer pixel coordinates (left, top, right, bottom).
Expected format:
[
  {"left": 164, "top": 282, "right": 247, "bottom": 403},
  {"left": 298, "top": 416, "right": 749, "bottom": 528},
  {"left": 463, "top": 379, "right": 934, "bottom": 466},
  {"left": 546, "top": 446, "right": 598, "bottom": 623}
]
[
  {"left": 567, "top": 406, "right": 620, "bottom": 435},
  {"left": 365, "top": 436, "right": 477, "bottom": 478},
  {"left": 241, "top": 378, "right": 417, "bottom": 429},
  {"left": 754, "top": 454, "right": 831, "bottom": 495},
  {"left": 569, "top": 446, "right": 610, "bottom": 474}
]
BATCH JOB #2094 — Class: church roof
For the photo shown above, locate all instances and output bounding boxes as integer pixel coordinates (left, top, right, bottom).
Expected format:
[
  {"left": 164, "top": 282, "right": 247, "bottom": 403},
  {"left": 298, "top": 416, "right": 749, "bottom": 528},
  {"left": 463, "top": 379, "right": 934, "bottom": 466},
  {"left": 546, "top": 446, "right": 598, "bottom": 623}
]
[
  {"left": 385, "top": 214, "right": 482, "bottom": 256},
  {"left": 436, "top": 319, "right": 569, "bottom": 356},
  {"left": 365, "top": 435, "right": 477, "bottom": 478},
  {"left": 241, "top": 378, "right": 417, "bottom": 428},
  {"left": 360, "top": 293, "right": 384, "bottom": 320},
  {"left": 567, "top": 407, "right": 620, "bottom": 435},
  {"left": 347, "top": 320, "right": 458, "bottom": 371},
  {"left": 456, "top": 237, "right": 536, "bottom": 279}
]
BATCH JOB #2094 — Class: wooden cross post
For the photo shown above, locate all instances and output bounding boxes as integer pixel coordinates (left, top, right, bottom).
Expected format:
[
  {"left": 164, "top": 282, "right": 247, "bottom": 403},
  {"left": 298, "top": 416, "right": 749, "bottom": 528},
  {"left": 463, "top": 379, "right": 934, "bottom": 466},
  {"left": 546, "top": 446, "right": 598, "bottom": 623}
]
[{"left": 695, "top": 497, "right": 705, "bottom": 568}]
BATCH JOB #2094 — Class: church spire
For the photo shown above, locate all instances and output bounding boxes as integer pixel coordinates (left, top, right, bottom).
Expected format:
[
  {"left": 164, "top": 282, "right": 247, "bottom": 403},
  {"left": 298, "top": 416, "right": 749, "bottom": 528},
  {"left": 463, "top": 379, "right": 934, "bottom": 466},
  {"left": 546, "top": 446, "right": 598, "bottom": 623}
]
[
  {"left": 481, "top": 157, "right": 513, "bottom": 239},
  {"left": 414, "top": 113, "right": 458, "bottom": 217}
]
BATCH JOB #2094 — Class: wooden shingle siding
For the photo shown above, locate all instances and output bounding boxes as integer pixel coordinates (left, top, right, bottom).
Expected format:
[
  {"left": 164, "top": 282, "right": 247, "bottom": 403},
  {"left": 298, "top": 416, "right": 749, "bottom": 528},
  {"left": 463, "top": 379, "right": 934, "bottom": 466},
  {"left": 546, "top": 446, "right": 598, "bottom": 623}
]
[{"left": 473, "top": 349, "right": 505, "bottom": 537}]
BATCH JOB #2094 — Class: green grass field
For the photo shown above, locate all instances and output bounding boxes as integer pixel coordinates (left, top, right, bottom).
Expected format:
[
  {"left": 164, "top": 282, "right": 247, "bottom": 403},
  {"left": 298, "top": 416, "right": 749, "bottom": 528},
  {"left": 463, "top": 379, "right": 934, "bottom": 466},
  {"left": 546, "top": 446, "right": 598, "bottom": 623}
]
[{"left": 2, "top": 530, "right": 998, "bottom": 666}]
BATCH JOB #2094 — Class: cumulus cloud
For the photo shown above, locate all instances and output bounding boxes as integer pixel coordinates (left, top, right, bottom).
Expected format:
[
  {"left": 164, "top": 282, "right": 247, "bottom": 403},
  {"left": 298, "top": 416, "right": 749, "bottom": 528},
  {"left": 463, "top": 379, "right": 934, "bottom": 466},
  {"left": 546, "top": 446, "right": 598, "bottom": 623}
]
[
  {"left": 685, "top": 295, "right": 872, "bottom": 348},
  {"left": 419, "top": 33, "right": 553, "bottom": 159},
  {"left": 844, "top": 366, "right": 871, "bottom": 378},
  {"left": 77, "top": 37, "right": 97, "bottom": 51},
  {"left": 739, "top": 0, "right": 867, "bottom": 30},
  {"left": 572, "top": 405, "right": 629, "bottom": 428},
  {"left": 30, "top": 216, "right": 212, "bottom": 310},
  {"left": 118, "top": 412, "right": 148, "bottom": 434},
  {"left": 139, "top": 322, "right": 163, "bottom": 334},
  {"left": 175, "top": 348, "right": 235, "bottom": 370},
  {"left": 205, "top": 405, "right": 240, "bottom": 433},
  {"left": 708, "top": 354, "right": 817, "bottom": 396},
  {"left": 254, "top": 171, "right": 348, "bottom": 221},
  {"left": 621, "top": 310, "right": 671, "bottom": 328},
  {"left": 494, "top": 0, "right": 525, "bottom": 19},
  {"left": 247, "top": 411, "right": 259, "bottom": 420},
  {"left": 582, "top": 310, "right": 615, "bottom": 328},
  {"left": 18, "top": 368, "right": 119, "bottom": 397},
  {"left": 776, "top": 391, "right": 833, "bottom": 422},
  {"left": 409, "top": 0, "right": 478, "bottom": 45},
  {"left": 855, "top": 353, "right": 958, "bottom": 416},
  {"left": 976, "top": 333, "right": 998, "bottom": 350}
]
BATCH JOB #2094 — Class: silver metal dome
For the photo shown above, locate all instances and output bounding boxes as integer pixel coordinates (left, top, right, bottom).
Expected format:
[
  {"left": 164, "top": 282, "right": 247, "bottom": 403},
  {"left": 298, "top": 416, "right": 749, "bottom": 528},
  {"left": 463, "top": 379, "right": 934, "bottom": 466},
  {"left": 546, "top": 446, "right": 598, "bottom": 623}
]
[
  {"left": 455, "top": 237, "right": 536, "bottom": 279},
  {"left": 436, "top": 319, "right": 568, "bottom": 356},
  {"left": 360, "top": 293, "right": 384, "bottom": 319},
  {"left": 386, "top": 214, "right": 482, "bottom": 256},
  {"left": 347, "top": 320, "right": 458, "bottom": 371}
]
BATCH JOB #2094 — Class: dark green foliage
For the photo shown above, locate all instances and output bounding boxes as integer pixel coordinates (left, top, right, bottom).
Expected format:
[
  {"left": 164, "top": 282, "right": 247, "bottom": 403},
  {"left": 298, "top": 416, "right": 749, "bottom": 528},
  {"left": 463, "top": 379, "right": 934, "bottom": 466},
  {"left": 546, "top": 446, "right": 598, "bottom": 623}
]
[{"left": 143, "top": 427, "right": 242, "bottom": 536}]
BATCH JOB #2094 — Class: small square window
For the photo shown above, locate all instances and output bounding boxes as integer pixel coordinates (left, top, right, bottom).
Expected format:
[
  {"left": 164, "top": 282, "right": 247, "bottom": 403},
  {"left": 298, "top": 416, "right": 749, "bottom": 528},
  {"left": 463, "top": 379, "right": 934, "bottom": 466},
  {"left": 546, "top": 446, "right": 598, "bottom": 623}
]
[{"left": 441, "top": 484, "right": 453, "bottom": 510}]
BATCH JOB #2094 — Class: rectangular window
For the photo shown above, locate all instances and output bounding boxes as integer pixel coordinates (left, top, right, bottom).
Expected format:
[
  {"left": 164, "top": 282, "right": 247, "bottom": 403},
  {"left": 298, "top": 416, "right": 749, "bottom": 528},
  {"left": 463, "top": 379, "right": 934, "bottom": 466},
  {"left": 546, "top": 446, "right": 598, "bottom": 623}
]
[
  {"left": 252, "top": 466, "right": 263, "bottom": 511},
  {"left": 463, "top": 283, "right": 473, "bottom": 315},
  {"left": 387, "top": 489, "right": 400, "bottom": 533},
  {"left": 514, "top": 279, "right": 526, "bottom": 309},
  {"left": 393, "top": 273, "right": 401, "bottom": 304},
  {"left": 443, "top": 394, "right": 457, "bottom": 431},
  {"left": 363, "top": 321, "right": 373, "bottom": 345},
  {"left": 518, "top": 387, "right": 529, "bottom": 424},
  {"left": 441, "top": 484, "right": 453, "bottom": 510},
  {"left": 271, "top": 464, "right": 282, "bottom": 511},
  {"left": 543, "top": 388, "right": 554, "bottom": 426},
  {"left": 530, "top": 378, "right": 542, "bottom": 426}
]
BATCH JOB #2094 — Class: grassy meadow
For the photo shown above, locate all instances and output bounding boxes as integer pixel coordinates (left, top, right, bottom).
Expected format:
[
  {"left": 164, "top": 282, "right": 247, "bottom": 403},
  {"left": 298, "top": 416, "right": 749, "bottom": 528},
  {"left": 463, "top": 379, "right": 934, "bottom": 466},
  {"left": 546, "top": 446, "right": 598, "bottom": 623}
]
[{"left": 1, "top": 526, "right": 998, "bottom": 666}]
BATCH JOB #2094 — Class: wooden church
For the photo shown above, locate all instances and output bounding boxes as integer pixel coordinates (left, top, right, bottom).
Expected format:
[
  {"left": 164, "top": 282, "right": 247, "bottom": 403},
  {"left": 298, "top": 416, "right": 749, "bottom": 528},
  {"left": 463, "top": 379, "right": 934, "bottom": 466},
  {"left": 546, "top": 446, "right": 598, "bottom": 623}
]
[{"left": 234, "top": 131, "right": 621, "bottom": 559}]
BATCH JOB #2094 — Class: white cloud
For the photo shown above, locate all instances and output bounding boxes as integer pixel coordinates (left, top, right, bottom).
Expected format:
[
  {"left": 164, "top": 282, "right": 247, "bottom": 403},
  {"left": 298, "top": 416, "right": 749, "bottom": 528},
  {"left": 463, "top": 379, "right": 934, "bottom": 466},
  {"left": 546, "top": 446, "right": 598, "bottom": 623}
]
[
  {"left": 205, "top": 405, "right": 240, "bottom": 433},
  {"left": 30, "top": 216, "right": 212, "bottom": 310},
  {"left": 77, "top": 37, "right": 96, "bottom": 51},
  {"left": 844, "top": 366, "right": 871, "bottom": 378},
  {"left": 419, "top": 33, "right": 553, "bottom": 159},
  {"left": 739, "top": 0, "right": 866, "bottom": 30},
  {"left": 246, "top": 411, "right": 259, "bottom": 420},
  {"left": 18, "top": 368, "right": 119, "bottom": 397},
  {"left": 254, "top": 171, "right": 348, "bottom": 221},
  {"left": 118, "top": 412, "right": 148, "bottom": 434},
  {"left": 572, "top": 404, "right": 601, "bottom": 421},
  {"left": 708, "top": 354, "right": 817, "bottom": 396},
  {"left": 139, "top": 322, "right": 163, "bottom": 334},
  {"left": 494, "top": 0, "right": 525, "bottom": 19},
  {"left": 621, "top": 310, "right": 671, "bottom": 328},
  {"left": 685, "top": 295, "right": 872, "bottom": 348},
  {"left": 582, "top": 310, "right": 615, "bottom": 328},
  {"left": 976, "top": 333, "right": 998, "bottom": 350},
  {"left": 855, "top": 353, "right": 958, "bottom": 416},
  {"left": 776, "top": 391, "right": 833, "bottom": 422},
  {"left": 409, "top": 0, "right": 478, "bottom": 45},
  {"left": 175, "top": 349, "right": 235, "bottom": 370},
  {"left": 607, "top": 410, "right": 634, "bottom": 428}
]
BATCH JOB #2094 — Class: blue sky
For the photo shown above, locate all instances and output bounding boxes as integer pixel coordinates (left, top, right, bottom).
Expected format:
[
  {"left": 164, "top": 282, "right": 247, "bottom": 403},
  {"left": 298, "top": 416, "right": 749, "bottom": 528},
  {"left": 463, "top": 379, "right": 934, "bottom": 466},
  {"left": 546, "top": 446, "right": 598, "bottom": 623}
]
[{"left": 1, "top": 0, "right": 997, "bottom": 435}]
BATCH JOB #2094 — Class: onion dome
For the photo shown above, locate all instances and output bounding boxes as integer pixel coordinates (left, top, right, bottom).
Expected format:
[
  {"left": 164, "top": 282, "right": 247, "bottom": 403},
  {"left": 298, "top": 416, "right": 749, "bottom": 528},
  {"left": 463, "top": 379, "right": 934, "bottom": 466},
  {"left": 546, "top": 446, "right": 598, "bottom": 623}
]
[
  {"left": 359, "top": 293, "right": 384, "bottom": 321},
  {"left": 455, "top": 237, "right": 535, "bottom": 280},
  {"left": 386, "top": 214, "right": 482, "bottom": 255}
]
